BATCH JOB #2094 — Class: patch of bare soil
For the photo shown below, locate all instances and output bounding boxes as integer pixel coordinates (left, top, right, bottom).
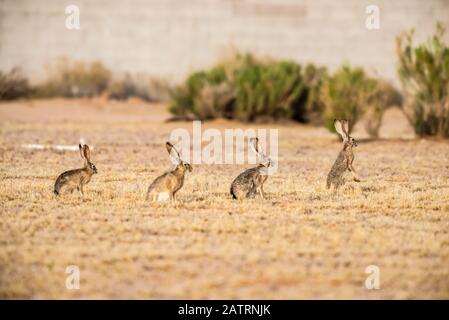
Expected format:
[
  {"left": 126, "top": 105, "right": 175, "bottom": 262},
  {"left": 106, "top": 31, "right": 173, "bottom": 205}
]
[{"left": 0, "top": 97, "right": 169, "bottom": 123}]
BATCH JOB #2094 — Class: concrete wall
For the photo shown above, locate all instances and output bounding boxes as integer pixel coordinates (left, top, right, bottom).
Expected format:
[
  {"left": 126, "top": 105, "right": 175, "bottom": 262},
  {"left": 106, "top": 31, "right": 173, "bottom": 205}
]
[{"left": 1, "top": 0, "right": 448, "bottom": 83}]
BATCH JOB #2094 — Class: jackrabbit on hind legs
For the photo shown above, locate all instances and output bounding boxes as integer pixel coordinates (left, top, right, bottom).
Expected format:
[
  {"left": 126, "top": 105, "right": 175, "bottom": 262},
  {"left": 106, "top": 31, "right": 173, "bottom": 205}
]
[{"left": 326, "top": 119, "right": 360, "bottom": 190}]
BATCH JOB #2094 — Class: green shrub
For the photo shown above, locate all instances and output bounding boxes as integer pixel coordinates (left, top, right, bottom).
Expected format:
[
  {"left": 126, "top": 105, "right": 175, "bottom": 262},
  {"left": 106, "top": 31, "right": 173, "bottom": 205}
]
[
  {"left": 194, "top": 82, "right": 235, "bottom": 119},
  {"left": 0, "top": 68, "right": 30, "bottom": 100},
  {"left": 321, "top": 65, "right": 399, "bottom": 136},
  {"left": 296, "top": 64, "right": 327, "bottom": 123},
  {"left": 396, "top": 23, "right": 449, "bottom": 137},
  {"left": 170, "top": 54, "right": 396, "bottom": 133},
  {"left": 169, "top": 54, "right": 314, "bottom": 122},
  {"left": 169, "top": 65, "right": 229, "bottom": 119},
  {"left": 234, "top": 60, "right": 305, "bottom": 121},
  {"left": 169, "top": 85, "right": 194, "bottom": 117},
  {"left": 322, "top": 65, "right": 376, "bottom": 133}
]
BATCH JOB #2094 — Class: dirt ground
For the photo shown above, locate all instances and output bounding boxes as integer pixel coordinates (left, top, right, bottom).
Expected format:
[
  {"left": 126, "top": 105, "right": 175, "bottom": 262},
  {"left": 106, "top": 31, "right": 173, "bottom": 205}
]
[{"left": 0, "top": 98, "right": 448, "bottom": 299}]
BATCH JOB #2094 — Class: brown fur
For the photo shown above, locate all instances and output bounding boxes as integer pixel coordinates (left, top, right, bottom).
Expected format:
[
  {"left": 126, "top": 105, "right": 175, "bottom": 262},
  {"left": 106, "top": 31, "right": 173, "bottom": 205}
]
[
  {"left": 54, "top": 144, "right": 97, "bottom": 196},
  {"left": 230, "top": 165, "right": 269, "bottom": 200},
  {"left": 326, "top": 119, "right": 360, "bottom": 190},
  {"left": 230, "top": 137, "right": 271, "bottom": 200},
  {"left": 146, "top": 142, "right": 192, "bottom": 203}
]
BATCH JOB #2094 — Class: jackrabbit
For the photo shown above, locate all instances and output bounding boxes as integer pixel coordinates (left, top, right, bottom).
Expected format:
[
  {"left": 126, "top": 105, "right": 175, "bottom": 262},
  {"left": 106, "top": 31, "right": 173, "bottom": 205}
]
[
  {"left": 54, "top": 143, "right": 97, "bottom": 196},
  {"left": 146, "top": 142, "right": 192, "bottom": 203},
  {"left": 326, "top": 119, "right": 360, "bottom": 189},
  {"left": 230, "top": 137, "right": 273, "bottom": 200}
]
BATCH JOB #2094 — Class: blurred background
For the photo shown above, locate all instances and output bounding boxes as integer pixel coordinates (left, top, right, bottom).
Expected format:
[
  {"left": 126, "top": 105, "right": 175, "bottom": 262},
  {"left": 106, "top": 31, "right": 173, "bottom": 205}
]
[
  {"left": 1, "top": 0, "right": 448, "bottom": 83},
  {"left": 1, "top": 0, "right": 449, "bottom": 137}
]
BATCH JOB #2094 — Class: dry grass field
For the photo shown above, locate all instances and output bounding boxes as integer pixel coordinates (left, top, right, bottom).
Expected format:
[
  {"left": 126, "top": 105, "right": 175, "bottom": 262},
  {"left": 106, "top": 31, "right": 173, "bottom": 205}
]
[{"left": 1, "top": 98, "right": 448, "bottom": 299}]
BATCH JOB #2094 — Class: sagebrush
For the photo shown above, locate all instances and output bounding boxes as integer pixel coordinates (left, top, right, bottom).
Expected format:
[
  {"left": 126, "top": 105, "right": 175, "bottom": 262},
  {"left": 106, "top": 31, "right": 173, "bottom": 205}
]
[{"left": 396, "top": 23, "right": 449, "bottom": 137}]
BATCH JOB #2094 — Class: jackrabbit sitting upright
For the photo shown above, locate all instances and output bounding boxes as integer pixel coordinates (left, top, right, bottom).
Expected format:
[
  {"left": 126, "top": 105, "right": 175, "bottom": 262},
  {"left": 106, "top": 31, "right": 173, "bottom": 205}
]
[
  {"left": 146, "top": 142, "right": 193, "bottom": 203},
  {"left": 326, "top": 119, "right": 360, "bottom": 189},
  {"left": 54, "top": 143, "right": 98, "bottom": 196},
  {"left": 230, "top": 137, "right": 273, "bottom": 200}
]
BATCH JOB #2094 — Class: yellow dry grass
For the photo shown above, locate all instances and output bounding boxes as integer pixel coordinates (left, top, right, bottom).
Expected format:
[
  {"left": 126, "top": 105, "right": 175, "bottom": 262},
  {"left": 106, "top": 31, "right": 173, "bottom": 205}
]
[{"left": 0, "top": 99, "right": 448, "bottom": 299}]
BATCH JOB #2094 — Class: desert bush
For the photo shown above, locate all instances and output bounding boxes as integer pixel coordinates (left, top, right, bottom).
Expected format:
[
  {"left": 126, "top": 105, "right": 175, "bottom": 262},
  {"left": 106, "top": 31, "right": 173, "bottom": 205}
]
[
  {"left": 169, "top": 54, "right": 319, "bottom": 122},
  {"left": 169, "top": 65, "right": 230, "bottom": 119},
  {"left": 193, "top": 82, "right": 235, "bottom": 119},
  {"left": 296, "top": 64, "right": 327, "bottom": 123},
  {"left": 147, "top": 78, "right": 171, "bottom": 102},
  {"left": 0, "top": 68, "right": 31, "bottom": 100},
  {"left": 234, "top": 59, "right": 305, "bottom": 121},
  {"left": 321, "top": 65, "right": 400, "bottom": 136},
  {"left": 34, "top": 58, "right": 111, "bottom": 98},
  {"left": 364, "top": 80, "right": 403, "bottom": 137},
  {"left": 322, "top": 65, "right": 377, "bottom": 133},
  {"left": 396, "top": 23, "right": 449, "bottom": 137},
  {"left": 170, "top": 54, "right": 396, "bottom": 130},
  {"left": 108, "top": 73, "right": 163, "bottom": 102},
  {"left": 169, "top": 86, "right": 193, "bottom": 118}
]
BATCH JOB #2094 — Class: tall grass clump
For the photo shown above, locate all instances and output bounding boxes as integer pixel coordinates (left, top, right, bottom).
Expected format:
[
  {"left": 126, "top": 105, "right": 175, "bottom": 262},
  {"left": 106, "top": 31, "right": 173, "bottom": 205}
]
[
  {"left": 396, "top": 23, "right": 449, "bottom": 137},
  {"left": 0, "top": 68, "right": 30, "bottom": 100}
]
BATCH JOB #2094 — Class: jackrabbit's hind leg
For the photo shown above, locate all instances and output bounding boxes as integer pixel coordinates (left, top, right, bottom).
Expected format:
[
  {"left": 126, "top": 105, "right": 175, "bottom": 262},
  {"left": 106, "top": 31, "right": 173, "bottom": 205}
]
[
  {"left": 336, "top": 176, "right": 347, "bottom": 190},
  {"left": 259, "top": 184, "right": 265, "bottom": 199},
  {"left": 247, "top": 183, "right": 257, "bottom": 199},
  {"left": 349, "top": 165, "right": 360, "bottom": 182}
]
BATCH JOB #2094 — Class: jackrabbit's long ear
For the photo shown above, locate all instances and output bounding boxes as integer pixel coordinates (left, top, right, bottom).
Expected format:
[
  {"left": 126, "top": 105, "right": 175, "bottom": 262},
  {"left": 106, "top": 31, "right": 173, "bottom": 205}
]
[
  {"left": 342, "top": 120, "right": 349, "bottom": 136},
  {"left": 83, "top": 145, "right": 91, "bottom": 162},
  {"left": 79, "top": 144, "right": 85, "bottom": 160},
  {"left": 249, "top": 137, "right": 260, "bottom": 156},
  {"left": 166, "top": 142, "right": 181, "bottom": 164},
  {"left": 334, "top": 119, "right": 348, "bottom": 141},
  {"left": 250, "top": 137, "right": 269, "bottom": 163}
]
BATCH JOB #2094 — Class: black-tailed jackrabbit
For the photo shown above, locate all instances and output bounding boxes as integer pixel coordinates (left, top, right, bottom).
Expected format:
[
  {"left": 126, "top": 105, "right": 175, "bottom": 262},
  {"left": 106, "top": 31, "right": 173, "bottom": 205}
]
[
  {"left": 230, "top": 137, "right": 273, "bottom": 200},
  {"left": 146, "top": 142, "right": 192, "bottom": 203},
  {"left": 326, "top": 119, "right": 360, "bottom": 189},
  {"left": 54, "top": 143, "right": 97, "bottom": 196}
]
